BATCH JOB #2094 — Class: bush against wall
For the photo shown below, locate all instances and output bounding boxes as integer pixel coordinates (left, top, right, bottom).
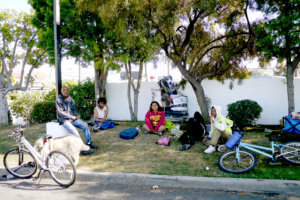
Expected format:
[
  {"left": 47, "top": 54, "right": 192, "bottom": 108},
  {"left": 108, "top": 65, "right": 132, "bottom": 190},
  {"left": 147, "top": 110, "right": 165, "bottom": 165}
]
[
  {"left": 227, "top": 99, "right": 263, "bottom": 129},
  {"left": 69, "top": 79, "right": 95, "bottom": 120},
  {"left": 31, "top": 101, "right": 56, "bottom": 123}
]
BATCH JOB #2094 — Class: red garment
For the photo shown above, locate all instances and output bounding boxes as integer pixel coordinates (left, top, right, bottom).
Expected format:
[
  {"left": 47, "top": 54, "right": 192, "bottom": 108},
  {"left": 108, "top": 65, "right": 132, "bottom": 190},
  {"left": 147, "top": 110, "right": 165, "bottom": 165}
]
[{"left": 145, "top": 110, "right": 165, "bottom": 131}]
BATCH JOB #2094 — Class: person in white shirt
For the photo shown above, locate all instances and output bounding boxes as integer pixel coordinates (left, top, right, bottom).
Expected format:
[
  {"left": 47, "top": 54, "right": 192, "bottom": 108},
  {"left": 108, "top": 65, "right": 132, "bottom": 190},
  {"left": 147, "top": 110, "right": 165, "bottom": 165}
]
[{"left": 93, "top": 97, "right": 115, "bottom": 131}]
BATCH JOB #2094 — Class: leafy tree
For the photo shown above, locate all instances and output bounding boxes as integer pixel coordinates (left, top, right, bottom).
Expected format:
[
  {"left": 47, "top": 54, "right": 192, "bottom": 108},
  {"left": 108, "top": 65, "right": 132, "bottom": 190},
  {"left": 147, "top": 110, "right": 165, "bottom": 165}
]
[
  {"left": 77, "top": 0, "right": 254, "bottom": 120},
  {"left": 76, "top": 0, "right": 161, "bottom": 121},
  {"left": 29, "top": 0, "right": 120, "bottom": 100},
  {"left": 145, "top": 0, "right": 254, "bottom": 120},
  {"left": 254, "top": 0, "right": 299, "bottom": 114},
  {"left": 0, "top": 11, "right": 47, "bottom": 126}
]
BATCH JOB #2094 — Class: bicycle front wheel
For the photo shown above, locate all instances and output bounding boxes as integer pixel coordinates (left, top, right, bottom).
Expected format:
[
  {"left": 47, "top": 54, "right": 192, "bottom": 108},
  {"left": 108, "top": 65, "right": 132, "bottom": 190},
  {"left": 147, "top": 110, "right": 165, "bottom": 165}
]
[
  {"left": 280, "top": 142, "right": 300, "bottom": 165},
  {"left": 46, "top": 150, "right": 76, "bottom": 187},
  {"left": 218, "top": 150, "right": 257, "bottom": 174},
  {"left": 3, "top": 148, "right": 37, "bottom": 178}
]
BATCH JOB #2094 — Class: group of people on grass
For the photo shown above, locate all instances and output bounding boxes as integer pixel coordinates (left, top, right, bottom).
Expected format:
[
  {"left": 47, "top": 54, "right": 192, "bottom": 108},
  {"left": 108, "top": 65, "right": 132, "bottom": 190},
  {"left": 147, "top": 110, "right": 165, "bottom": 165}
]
[{"left": 56, "top": 86, "right": 233, "bottom": 156}]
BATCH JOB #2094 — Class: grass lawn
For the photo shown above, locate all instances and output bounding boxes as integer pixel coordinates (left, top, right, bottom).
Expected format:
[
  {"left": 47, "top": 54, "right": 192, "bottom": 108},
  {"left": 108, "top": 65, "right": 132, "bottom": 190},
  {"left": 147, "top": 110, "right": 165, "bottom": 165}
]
[{"left": 0, "top": 122, "right": 299, "bottom": 180}]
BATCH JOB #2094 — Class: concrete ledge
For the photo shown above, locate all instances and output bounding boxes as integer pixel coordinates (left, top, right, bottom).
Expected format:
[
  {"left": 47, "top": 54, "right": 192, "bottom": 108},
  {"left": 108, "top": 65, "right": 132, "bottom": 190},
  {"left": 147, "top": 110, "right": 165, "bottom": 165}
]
[
  {"left": 1, "top": 168, "right": 299, "bottom": 196},
  {"left": 76, "top": 170, "right": 300, "bottom": 196}
]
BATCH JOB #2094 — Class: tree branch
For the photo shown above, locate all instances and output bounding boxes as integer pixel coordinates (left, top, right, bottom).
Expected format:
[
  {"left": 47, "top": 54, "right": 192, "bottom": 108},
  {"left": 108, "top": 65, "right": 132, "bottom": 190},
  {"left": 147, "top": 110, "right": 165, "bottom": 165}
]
[
  {"left": 19, "top": 46, "right": 33, "bottom": 87},
  {"left": 190, "top": 45, "right": 223, "bottom": 73}
]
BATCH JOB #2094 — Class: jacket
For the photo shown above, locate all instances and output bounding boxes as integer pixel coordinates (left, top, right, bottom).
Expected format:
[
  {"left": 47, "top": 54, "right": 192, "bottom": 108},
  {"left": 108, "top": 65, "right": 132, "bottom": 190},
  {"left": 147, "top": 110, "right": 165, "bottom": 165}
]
[
  {"left": 145, "top": 110, "right": 165, "bottom": 131},
  {"left": 56, "top": 94, "right": 77, "bottom": 122},
  {"left": 209, "top": 105, "right": 233, "bottom": 137}
]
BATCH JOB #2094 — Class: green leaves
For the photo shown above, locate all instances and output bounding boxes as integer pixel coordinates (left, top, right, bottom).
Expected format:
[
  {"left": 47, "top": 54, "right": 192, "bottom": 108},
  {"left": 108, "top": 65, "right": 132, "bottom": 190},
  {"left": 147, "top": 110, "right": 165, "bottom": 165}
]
[{"left": 227, "top": 99, "right": 263, "bottom": 129}]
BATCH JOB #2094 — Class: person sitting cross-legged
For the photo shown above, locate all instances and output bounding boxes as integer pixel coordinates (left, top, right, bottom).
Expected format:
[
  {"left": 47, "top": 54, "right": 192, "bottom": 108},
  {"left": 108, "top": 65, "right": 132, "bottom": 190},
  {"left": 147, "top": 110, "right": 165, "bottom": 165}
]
[
  {"left": 56, "top": 86, "right": 98, "bottom": 155},
  {"left": 143, "top": 101, "right": 166, "bottom": 136},
  {"left": 93, "top": 97, "right": 115, "bottom": 131},
  {"left": 204, "top": 105, "right": 233, "bottom": 154}
]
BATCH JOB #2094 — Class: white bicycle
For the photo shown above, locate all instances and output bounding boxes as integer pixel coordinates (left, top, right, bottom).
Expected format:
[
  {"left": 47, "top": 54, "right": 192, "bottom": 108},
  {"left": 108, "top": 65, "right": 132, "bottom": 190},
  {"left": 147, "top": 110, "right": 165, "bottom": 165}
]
[{"left": 3, "top": 126, "right": 76, "bottom": 187}]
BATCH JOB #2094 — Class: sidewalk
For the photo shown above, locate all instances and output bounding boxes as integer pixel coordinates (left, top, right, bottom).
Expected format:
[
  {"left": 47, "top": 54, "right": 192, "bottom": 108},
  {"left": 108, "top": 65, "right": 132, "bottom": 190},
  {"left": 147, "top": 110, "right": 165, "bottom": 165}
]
[{"left": 1, "top": 168, "right": 299, "bottom": 196}]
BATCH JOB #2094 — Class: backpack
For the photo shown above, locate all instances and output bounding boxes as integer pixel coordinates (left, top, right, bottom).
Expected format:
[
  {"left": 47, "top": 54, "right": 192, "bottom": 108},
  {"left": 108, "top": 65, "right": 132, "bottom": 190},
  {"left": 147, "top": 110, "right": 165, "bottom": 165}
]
[
  {"left": 119, "top": 128, "right": 139, "bottom": 140},
  {"left": 156, "top": 136, "right": 171, "bottom": 146}
]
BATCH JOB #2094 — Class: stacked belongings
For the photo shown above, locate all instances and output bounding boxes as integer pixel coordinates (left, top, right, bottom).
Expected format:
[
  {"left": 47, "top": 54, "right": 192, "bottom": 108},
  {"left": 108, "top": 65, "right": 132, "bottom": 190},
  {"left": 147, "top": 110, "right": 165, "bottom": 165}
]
[{"left": 158, "top": 76, "right": 188, "bottom": 122}]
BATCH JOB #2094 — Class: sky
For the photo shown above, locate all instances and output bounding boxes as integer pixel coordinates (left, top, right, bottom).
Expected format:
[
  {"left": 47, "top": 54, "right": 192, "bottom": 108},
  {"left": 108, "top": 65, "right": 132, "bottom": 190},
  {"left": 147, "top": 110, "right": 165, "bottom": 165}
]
[{"left": 1, "top": 0, "right": 272, "bottom": 85}]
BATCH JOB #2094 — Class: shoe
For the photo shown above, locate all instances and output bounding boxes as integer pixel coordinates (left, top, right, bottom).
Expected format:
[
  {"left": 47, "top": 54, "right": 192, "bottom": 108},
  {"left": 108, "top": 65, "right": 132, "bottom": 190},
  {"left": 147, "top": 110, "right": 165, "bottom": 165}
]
[
  {"left": 144, "top": 130, "right": 150, "bottom": 134},
  {"left": 88, "top": 142, "right": 99, "bottom": 149},
  {"left": 80, "top": 150, "right": 94, "bottom": 156},
  {"left": 157, "top": 132, "right": 162, "bottom": 136},
  {"left": 204, "top": 145, "right": 216, "bottom": 154}
]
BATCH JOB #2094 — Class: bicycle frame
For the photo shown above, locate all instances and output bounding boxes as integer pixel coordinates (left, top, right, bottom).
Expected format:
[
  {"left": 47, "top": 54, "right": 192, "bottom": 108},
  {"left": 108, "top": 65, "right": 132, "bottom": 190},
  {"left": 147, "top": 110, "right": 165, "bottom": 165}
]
[
  {"left": 237, "top": 141, "right": 283, "bottom": 160},
  {"left": 19, "top": 136, "right": 49, "bottom": 171}
]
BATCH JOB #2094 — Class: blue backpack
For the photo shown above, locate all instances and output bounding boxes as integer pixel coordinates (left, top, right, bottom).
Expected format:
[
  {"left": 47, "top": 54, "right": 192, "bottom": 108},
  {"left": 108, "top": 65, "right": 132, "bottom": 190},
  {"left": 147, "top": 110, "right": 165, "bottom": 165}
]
[{"left": 119, "top": 128, "right": 139, "bottom": 139}]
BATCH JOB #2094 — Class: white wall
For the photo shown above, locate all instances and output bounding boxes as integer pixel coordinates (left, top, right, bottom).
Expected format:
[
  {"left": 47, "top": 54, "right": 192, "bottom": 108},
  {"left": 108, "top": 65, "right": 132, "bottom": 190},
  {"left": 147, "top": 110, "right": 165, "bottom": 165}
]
[{"left": 106, "top": 77, "right": 300, "bottom": 125}]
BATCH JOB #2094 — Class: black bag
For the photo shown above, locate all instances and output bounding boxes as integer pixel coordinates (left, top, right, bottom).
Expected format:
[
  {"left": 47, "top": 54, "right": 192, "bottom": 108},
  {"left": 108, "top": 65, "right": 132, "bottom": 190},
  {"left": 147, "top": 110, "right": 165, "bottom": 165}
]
[{"left": 179, "top": 111, "right": 206, "bottom": 145}]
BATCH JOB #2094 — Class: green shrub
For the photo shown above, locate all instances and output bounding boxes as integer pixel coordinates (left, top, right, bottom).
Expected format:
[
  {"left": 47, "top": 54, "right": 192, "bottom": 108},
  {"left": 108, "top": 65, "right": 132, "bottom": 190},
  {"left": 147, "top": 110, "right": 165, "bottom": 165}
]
[
  {"left": 69, "top": 79, "right": 95, "bottom": 120},
  {"left": 227, "top": 99, "right": 263, "bottom": 129},
  {"left": 10, "top": 91, "right": 44, "bottom": 124},
  {"left": 43, "top": 89, "right": 56, "bottom": 102},
  {"left": 31, "top": 101, "right": 56, "bottom": 123}
]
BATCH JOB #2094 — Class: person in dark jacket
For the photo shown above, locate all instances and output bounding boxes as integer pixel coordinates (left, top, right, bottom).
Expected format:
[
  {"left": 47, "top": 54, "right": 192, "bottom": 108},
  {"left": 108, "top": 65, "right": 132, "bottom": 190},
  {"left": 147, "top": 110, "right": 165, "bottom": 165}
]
[{"left": 56, "top": 86, "right": 98, "bottom": 153}]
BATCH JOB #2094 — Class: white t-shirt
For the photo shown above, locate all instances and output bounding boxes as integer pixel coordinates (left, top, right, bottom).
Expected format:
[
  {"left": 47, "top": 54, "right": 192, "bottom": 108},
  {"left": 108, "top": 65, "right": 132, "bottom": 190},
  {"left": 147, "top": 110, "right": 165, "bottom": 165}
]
[{"left": 96, "top": 105, "right": 107, "bottom": 119}]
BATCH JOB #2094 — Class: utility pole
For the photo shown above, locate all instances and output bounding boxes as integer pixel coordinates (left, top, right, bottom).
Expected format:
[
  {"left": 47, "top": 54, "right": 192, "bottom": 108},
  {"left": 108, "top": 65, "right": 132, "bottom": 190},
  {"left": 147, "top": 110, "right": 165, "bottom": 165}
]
[{"left": 54, "top": 0, "right": 62, "bottom": 97}]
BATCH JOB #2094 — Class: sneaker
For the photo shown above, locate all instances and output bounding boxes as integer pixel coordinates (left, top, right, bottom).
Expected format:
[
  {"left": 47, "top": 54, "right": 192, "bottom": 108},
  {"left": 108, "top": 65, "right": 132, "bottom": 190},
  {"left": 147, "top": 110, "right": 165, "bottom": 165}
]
[
  {"left": 204, "top": 145, "right": 216, "bottom": 154},
  {"left": 144, "top": 130, "right": 150, "bottom": 134},
  {"left": 80, "top": 150, "right": 94, "bottom": 156},
  {"left": 88, "top": 142, "right": 99, "bottom": 149},
  {"left": 157, "top": 132, "right": 162, "bottom": 136}
]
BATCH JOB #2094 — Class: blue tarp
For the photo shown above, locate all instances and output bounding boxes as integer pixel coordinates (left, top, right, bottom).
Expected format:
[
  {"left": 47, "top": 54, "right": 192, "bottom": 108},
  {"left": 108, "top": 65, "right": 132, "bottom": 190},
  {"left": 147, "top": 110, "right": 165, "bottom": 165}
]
[{"left": 283, "top": 114, "right": 300, "bottom": 134}]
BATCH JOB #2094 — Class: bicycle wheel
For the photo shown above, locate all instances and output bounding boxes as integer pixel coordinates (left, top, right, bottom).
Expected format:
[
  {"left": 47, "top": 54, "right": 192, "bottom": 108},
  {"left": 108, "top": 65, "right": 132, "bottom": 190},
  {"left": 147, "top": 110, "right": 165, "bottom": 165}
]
[
  {"left": 3, "top": 148, "right": 37, "bottom": 178},
  {"left": 218, "top": 150, "right": 257, "bottom": 174},
  {"left": 46, "top": 150, "right": 76, "bottom": 187},
  {"left": 280, "top": 142, "right": 300, "bottom": 165}
]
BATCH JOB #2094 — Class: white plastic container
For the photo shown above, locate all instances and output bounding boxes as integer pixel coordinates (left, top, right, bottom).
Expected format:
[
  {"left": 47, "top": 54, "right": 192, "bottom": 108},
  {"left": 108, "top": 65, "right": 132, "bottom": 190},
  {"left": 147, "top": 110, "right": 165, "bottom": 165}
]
[{"left": 46, "top": 122, "right": 70, "bottom": 138}]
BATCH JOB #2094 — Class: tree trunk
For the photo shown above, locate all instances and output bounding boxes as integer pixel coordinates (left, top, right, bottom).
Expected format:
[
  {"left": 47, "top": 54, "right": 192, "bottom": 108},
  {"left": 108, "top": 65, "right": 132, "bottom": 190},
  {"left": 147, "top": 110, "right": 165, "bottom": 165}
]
[
  {"left": 99, "top": 70, "right": 108, "bottom": 97},
  {"left": 190, "top": 81, "right": 210, "bottom": 120},
  {"left": 286, "top": 65, "right": 295, "bottom": 114},
  {"left": 0, "top": 91, "right": 9, "bottom": 126},
  {"left": 125, "top": 62, "right": 134, "bottom": 120},
  {"left": 174, "top": 62, "right": 210, "bottom": 120},
  {"left": 133, "top": 62, "right": 143, "bottom": 121},
  {"left": 94, "top": 67, "right": 101, "bottom": 102}
]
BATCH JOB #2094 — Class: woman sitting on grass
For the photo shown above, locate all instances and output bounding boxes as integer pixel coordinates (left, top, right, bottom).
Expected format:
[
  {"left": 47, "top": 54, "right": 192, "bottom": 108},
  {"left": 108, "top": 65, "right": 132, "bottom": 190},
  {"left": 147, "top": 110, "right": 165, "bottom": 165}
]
[{"left": 143, "top": 101, "right": 166, "bottom": 136}]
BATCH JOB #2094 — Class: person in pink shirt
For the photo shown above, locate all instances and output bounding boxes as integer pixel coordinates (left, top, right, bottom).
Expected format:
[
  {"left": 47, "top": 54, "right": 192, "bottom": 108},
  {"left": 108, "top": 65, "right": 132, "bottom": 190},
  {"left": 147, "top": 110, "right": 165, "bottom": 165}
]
[{"left": 143, "top": 101, "right": 166, "bottom": 136}]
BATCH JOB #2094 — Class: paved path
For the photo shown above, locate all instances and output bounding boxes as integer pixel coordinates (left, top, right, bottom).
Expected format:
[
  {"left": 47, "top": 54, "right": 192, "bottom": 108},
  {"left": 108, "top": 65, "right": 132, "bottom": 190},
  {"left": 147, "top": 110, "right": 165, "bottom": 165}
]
[
  {"left": 1, "top": 168, "right": 300, "bottom": 200},
  {"left": 0, "top": 177, "right": 298, "bottom": 200}
]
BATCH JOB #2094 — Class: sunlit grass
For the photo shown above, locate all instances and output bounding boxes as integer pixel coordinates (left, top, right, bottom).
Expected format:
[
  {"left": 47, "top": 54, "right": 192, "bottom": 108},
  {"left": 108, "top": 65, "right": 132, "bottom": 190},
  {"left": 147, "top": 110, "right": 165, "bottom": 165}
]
[{"left": 0, "top": 123, "right": 299, "bottom": 180}]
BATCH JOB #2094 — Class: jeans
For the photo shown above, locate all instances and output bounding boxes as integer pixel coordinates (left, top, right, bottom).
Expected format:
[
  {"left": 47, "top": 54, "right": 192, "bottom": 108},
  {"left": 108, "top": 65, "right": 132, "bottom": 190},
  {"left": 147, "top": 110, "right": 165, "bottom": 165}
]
[
  {"left": 94, "top": 119, "right": 115, "bottom": 130},
  {"left": 62, "top": 118, "right": 92, "bottom": 144}
]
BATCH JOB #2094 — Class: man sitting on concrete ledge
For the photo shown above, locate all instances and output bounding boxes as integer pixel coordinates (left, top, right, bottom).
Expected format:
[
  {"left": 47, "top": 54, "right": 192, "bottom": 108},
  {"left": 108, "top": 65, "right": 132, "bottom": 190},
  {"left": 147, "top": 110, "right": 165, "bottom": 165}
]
[{"left": 56, "top": 86, "right": 98, "bottom": 155}]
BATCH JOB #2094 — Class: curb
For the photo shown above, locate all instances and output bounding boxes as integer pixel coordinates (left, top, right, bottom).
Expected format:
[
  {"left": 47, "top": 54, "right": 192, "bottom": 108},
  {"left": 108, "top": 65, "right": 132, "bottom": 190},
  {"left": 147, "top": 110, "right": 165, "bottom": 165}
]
[
  {"left": 75, "top": 170, "right": 300, "bottom": 196},
  {"left": 1, "top": 168, "right": 299, "bottom": 196}
]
